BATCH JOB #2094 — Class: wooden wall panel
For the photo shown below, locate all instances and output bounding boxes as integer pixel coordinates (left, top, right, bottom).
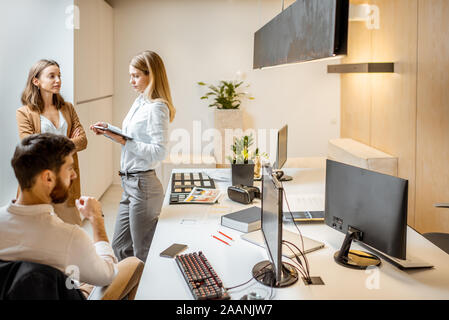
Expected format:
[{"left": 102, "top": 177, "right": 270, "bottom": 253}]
[
  {"left": 370, "top": 0, "right": 418, "bottom": 227},
  {"left": 75, "top": 0, "right": 114, "bottom": 103},
  {"left": 340, "top": 0, "right": 372, "bottom": 145},
  {"left": 341, "top": 0, "right": 418, "bottom": 227},
  {"left": 75, "top": 0, "right": 114, "bottom": 199},
  {"left": 341, "top": 0, "right": 449, "bottom": 233},
  {"left": 76, "top": 98, "right": 113, "bottom": 199},
  {"left": 415, "top": 0, "right": 449, "bottom": 233}
]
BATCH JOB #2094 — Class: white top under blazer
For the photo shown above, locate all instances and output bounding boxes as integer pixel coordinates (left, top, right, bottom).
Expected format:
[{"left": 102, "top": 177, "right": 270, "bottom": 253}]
[{"left": 40, "top": 110, "right": 68, "bottom": 136}]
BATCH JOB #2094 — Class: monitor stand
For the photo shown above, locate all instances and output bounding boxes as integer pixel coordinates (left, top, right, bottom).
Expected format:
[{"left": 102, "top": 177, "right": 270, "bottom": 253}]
[
  {"left": 252, "top": 261, "right": 298, "bottom": 288},
  {"left": 334, "top": 226, "right": 381, "bottom": 270}
]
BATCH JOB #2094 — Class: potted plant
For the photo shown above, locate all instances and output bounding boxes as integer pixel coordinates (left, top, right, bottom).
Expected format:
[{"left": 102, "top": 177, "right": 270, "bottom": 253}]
[
  {"left": 227, "top": 134, "right": 267, "bottom": 186},
  {"left": 198, "top": 80, "right": 254, "bottom": 164},
  {"left": 198, "top": 80, "right": 254, "bottom": 109}
]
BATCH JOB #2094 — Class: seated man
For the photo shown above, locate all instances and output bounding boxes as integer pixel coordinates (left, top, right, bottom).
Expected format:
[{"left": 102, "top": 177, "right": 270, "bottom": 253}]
[{"left": 0, "top": 133, "right": 117, "bottom": 294}]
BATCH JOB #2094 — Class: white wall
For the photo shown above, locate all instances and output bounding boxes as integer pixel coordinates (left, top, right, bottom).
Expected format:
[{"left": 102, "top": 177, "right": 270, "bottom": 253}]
[
  {"left": 0, "top": 0, "right": 74, "bottom": 204},
  {"left": 110, "top": 0, "right": 341, "bottom": 182}
]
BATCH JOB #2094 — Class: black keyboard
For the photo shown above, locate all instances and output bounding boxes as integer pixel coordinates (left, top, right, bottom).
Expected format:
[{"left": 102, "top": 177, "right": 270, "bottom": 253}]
[{"left": 175, "top": 251, "right": 230, "bottom": 300}]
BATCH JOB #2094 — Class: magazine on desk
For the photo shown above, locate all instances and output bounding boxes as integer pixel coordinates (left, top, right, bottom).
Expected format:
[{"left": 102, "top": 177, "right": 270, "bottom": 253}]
[{"left": 183, "top": 187, "right": 221, "bottom": 204}]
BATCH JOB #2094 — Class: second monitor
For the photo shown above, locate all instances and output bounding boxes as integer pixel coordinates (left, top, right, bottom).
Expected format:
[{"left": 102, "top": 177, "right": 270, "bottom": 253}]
[
  {"left": 274, "top": 124, "right": 293, "bottom": 182},
  {"left": 325, "top": 159, "right": 408, "bottom": 269},
  {"left": 252, "top": 165, "right": 298, "bottom": 288}
]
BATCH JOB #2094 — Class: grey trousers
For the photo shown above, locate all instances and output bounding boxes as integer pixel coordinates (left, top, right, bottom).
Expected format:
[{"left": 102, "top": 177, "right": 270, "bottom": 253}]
[{"left": 112, "top": 171, "right": 164, "bottom": 263}]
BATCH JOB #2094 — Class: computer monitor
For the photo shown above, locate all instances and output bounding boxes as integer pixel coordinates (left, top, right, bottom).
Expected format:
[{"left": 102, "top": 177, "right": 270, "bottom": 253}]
[
  {"left": 252, "top": 165, "right": 298, "bottom": 287},
  {"left": 324, "top": 159, "right": 408, "bottom": 269},
  {"left": 274, "top": 124, "right": 293, "bottom": 182}
]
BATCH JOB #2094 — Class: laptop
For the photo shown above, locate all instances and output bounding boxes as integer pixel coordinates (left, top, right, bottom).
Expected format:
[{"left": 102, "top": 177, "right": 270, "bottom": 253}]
[{"left": 241, "top": 229, "right": 325, "bottom": 258}]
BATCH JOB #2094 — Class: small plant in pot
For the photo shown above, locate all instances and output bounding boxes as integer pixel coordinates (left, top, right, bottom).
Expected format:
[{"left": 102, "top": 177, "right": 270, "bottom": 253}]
[
  {"left": 227, "top": 134, "right": 267, "bottom": 186},
  {"left": 198, "top": 80, "right": 254, "bottom": 109}
]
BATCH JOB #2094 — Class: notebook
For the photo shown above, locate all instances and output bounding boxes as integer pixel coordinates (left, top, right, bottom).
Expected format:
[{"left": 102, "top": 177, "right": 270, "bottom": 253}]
[
  {"left": 220, "top": 206, "right": 261, "bottom": 233},
  {"left": 241, "top": 229, "right": 325, "bottom": 258}
]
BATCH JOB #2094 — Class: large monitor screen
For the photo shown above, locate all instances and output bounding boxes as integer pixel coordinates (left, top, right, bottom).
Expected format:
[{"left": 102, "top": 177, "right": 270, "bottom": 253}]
[
  {"left": 325, "top": 159, "right": 408, "bottom": 259},
  {"left": 276, "top": 125, "right": 288, "bottom": 170},
  {"left": 261, "top": 165, "right": 283, "bottom": 280}
]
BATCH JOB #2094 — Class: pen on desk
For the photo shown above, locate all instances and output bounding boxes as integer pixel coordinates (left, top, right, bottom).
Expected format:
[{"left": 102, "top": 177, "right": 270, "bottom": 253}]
[
  {"left": 212, "top": 235, "right": 230, "bottom": 246},
  {"left": 218, "top": 231, "right": 234, "bottom": 241}
]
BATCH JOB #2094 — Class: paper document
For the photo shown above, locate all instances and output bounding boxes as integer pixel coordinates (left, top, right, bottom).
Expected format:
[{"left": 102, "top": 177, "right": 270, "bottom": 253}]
[{"left": 283, "top": 193, "right": 325, "bottom": 212}]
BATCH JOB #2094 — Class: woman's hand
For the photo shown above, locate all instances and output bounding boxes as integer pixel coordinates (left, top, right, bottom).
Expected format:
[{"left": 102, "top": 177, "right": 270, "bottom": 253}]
[
  {"left": 89, "top": 121, "right": 126, "bottom": 145},
  {"left": 105, "top": 131, "right": 127, "bottom": 146},
  {"left": 71, "top": 127, "right": 81, "bottom": 139},
  {"left": 90, "top": 122, "right": 108, "bottom": 135}
]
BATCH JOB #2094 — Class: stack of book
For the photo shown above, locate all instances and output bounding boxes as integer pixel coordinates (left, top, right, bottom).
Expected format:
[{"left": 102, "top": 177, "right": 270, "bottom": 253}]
[{"left": 220, "top": 206, "right": 261, "bottom": 233}]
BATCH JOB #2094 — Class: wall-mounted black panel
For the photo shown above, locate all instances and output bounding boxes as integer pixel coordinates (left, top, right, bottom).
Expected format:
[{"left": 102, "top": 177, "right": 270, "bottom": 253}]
[{"left": 253, "top": 0, "right": 349, "bottom": 69}]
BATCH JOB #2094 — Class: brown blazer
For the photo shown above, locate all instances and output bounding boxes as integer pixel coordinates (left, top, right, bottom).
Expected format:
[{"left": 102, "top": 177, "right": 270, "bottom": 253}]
[{"left": 16, "top": 102, "right": 88, "bottom": 207}]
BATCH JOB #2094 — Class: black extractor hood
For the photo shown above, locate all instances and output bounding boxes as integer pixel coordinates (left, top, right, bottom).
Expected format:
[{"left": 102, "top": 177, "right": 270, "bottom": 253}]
[{"left": 253, "top": 0, "right": 349, "bottom": 69}]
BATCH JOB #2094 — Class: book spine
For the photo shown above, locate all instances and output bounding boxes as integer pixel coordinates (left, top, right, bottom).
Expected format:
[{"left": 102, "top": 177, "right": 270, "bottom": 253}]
[{"left": 221, "top": 217, "right": 248, "bottom": 233}]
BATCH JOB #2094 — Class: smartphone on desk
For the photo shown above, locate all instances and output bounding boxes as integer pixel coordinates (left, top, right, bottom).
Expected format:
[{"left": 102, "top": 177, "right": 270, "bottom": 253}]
[{"left": 160, "top": 243, "right": 188, "bottom": 258}]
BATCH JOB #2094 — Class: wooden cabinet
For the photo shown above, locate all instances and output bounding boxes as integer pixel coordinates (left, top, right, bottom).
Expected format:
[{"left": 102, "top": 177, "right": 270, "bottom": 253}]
[
  {"left": 74, "top": 0, "right": 113, "bottom": 103},
  {"left": 74, "top": 0, "right": 114, "bottom": 200},
  {"left": 76, "top": 98, "right": 113, "bottom": 199}
]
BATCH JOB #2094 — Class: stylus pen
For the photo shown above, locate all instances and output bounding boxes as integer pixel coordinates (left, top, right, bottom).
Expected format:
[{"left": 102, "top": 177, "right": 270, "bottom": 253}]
[
  {"left": 218, "top": 231, "right": 234, "bottom": 241},
  {"left": 212, "top": 235, "right": 230, "bottom": 246}
]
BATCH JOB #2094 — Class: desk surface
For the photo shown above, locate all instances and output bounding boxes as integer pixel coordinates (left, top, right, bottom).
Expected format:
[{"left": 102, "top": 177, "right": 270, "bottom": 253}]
[{"left": 136, "top": 168, "right": 449, "bottom": 300}]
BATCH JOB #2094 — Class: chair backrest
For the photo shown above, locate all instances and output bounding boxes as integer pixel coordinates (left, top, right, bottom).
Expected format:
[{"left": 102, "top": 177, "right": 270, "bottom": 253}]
[{"left": 0, "top": 260, "right": 85, "bottom": 300}]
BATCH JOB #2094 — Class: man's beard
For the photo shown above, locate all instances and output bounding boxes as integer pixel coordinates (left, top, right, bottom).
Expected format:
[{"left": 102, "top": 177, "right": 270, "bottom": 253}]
[{"left": 50, "top": 176, "right": 72, "bottom": 204}]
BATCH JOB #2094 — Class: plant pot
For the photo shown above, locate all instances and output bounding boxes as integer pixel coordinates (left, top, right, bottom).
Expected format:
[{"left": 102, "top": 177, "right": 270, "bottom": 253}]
[
  {"left": 232, "top": 163, "right": 255, "bottom": 186},
  {"left": 214, "top": 109, "right": 243, "bottom": 164}
]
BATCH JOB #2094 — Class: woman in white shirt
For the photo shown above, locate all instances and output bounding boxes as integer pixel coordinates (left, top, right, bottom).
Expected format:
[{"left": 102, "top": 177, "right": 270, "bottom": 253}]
[{"left": 91, "top": 51, "right": 175, "bottom": 263}]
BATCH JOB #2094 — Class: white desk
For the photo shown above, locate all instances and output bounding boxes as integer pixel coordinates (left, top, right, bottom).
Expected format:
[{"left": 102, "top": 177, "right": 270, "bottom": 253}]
[{"left": 136, "top": 168, "right": 449, "bottom": 300}]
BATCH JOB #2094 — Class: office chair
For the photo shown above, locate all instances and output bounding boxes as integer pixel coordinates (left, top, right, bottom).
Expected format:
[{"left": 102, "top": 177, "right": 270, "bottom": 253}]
[
  {"left": 0, "top": 257, "right": 144, "bottom": 300},
  {"left": 0, "top": 260, "right": 85, "bottom": 300},
  {"left": 421, "top": 203, "right": 449, "bottom": 255}
]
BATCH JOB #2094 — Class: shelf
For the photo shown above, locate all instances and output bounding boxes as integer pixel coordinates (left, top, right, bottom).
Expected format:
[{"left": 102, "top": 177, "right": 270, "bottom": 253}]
[{"left": 327, "top": 62, "right": 395, "bottom": 73}]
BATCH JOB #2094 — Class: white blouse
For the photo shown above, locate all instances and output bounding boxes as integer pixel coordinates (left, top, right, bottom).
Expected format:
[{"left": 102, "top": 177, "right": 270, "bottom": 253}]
[
  {"left": 40, "top": 110, "right": 68, "bottom": 136},
  {"left": 108, "top": 94, "right": 170, "bottom": 173}
]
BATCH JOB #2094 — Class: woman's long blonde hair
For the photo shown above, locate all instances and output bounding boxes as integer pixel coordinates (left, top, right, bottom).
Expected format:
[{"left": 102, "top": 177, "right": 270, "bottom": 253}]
[
  {"left": 130, "top": 51, "right": 176, "bottom": 123},
  {"left": 21, "top": 59, "right": 66, "bottom": 113}
]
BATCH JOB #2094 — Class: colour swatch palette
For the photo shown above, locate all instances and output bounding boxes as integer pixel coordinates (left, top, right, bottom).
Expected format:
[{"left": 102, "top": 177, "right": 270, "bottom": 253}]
[{"left": 169, "top": 172, "right": 216, "bottom": 205}]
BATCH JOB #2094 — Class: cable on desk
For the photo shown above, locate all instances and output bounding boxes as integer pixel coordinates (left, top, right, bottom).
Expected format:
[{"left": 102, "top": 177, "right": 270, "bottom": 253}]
[
  {"left": 283, "top": 240, "right": 311, "bottom": 277},
  {"left": 281, "top": 184, "right": 312, "bottom": 282},
  {"left": 224, "top": 276, "right": 257, "bottom": 291},
  {"left": 282, "top": 241, "right": 308, "bottom": 279}
]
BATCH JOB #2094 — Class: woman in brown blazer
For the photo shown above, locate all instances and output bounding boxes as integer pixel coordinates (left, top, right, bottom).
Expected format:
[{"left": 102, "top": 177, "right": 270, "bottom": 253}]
[{"left": 16, "top": 59, "right": 87, "bottom": 225}]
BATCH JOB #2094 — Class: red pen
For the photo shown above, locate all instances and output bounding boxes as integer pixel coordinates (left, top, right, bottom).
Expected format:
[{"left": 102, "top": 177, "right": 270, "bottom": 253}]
[
  {"left": 218, "top": 231, "right": 234, "bottom": 241},
  {"left": 212, "top": 235, "right": 230, "bottom": 246}
]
